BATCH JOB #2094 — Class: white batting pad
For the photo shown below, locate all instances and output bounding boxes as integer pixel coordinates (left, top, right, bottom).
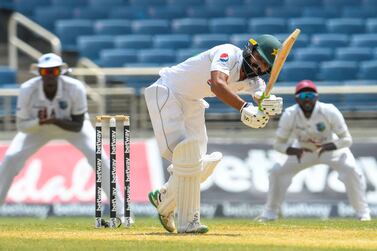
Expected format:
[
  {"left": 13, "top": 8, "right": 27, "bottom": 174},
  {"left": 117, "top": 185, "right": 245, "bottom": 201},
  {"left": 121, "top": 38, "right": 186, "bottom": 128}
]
[
  {"left": 176, "top": 174, "right": 201, "bottom": 232},
  {"left": 201, "top": 152, "right": 223, "bottom": 183},
  {"left": 172, "top": 138, "right": 203, "bottom": 231}
]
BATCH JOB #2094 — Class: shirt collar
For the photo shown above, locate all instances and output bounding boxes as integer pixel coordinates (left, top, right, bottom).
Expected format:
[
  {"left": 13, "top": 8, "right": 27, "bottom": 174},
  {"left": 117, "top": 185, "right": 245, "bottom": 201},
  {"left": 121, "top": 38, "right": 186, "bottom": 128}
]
[{"left": 38, "top": 77, "right": 63, "bottom": 101}]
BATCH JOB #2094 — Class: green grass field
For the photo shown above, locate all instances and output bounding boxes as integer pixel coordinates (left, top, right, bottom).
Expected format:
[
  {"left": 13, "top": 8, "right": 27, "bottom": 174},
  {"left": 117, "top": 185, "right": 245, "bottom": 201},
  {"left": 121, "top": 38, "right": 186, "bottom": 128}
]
[{"left": 0, "top": 217, "right": 376, "bottom": 251}]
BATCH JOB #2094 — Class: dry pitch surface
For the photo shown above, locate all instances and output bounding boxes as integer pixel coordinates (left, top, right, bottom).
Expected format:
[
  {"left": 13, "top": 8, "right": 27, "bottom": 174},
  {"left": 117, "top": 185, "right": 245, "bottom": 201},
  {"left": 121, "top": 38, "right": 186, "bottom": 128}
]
[{"left": 0, "top": 217, "right": 376, "bottom": 250}]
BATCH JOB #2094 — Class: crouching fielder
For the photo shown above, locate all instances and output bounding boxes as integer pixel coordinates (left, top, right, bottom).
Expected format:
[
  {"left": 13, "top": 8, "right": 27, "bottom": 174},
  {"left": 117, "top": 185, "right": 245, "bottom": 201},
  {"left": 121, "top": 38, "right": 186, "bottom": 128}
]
[
  {"left": 145, "top": 35, "right": 284, "bottom": 233},
  {"left": 258, "top": 80, "right": 371, "bottom": 222}
]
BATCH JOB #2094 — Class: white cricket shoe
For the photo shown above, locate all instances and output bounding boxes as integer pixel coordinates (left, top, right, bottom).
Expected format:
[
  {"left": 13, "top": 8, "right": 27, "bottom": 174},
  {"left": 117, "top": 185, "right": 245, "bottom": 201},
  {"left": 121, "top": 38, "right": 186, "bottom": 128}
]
[
  {"left": 255, "top": 210, "right": 278, "bottom": 222},
  {"left": 178, "top": 213, "right": 208, "bottom": 234},
  {"left": 358, "top": 214, "right": 371, "bottom": 221}
]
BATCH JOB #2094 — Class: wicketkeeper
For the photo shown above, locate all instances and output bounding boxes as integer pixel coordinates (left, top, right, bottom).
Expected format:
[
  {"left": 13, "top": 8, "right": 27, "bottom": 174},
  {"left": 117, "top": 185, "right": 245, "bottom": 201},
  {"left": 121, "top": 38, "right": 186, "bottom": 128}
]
[{"left": 145, "top": 35, "right": 284, "bottom": 233}]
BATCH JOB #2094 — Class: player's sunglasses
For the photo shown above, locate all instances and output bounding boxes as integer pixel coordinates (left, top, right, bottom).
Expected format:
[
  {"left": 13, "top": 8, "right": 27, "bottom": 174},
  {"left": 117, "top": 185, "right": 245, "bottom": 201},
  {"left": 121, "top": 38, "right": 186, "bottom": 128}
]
[
  {"left": 295, "top": 91, "right": 318, "bottom": 101},
  {"left": 39, "top": 67, "right": 61, "bottom": 77}
]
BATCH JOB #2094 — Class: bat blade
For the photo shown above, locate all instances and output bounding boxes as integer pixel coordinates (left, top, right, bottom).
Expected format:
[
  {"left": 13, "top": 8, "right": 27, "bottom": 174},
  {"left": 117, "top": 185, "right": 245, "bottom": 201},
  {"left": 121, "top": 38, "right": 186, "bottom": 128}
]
[{"left": 264, "top": 28, "right": 301, "bottom": 97}]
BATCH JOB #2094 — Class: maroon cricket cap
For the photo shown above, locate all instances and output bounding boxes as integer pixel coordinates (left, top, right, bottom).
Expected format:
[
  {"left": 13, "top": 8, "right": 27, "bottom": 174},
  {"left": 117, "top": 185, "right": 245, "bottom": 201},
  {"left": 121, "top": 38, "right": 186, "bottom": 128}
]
[{"left": 295, "top": 80, "right": 318, "bottom": 94}]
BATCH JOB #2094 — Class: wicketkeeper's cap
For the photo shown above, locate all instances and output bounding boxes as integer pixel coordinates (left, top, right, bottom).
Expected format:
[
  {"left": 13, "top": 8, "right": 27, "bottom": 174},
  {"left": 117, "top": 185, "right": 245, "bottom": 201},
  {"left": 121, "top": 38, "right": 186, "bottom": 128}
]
[{"left": 295, "top": 80, "right": 318, "bottom": 94}]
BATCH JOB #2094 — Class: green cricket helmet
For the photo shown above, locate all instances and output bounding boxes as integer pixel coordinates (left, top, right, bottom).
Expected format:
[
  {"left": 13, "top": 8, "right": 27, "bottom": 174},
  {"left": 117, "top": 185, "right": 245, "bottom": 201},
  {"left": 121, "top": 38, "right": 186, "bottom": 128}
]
[{"left": 242, "top": 34, "right": 282, "bottom": 78}]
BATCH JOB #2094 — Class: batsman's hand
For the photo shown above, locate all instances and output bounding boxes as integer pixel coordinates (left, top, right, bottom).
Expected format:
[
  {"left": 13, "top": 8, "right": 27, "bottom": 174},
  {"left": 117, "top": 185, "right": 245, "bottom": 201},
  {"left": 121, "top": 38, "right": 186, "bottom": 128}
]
[
  {"left": 240, "top": 103, "right": 269, "bottom": 129},
  {"left": 260, "top": 95, "right": 283, "bottom": 116}
]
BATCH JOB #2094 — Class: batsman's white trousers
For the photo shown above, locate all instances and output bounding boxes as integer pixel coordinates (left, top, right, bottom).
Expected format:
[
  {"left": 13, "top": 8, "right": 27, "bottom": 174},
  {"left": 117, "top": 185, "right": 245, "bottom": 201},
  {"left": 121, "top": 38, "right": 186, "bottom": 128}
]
[
  {"left": 265, "top": 148, "right": 370, "bottom": 217},
  {"left": 144, "top": 78, "right": 208, "bottom": 161},
  {"left": 0, "top": 120, "right": 125, "bottom": 216}
]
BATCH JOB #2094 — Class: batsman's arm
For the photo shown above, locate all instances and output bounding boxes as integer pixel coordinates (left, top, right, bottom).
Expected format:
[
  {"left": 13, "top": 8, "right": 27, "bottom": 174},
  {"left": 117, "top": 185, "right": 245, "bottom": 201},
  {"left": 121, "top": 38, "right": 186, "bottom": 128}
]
[{"left": 210, "top": 70, "right": 246, "bottom": 111}]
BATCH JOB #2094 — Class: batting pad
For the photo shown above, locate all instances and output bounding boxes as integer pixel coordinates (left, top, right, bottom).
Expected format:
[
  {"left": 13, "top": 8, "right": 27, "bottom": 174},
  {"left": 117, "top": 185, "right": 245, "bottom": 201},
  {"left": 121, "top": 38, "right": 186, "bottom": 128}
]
[
  {"left": 172, "top": 138, "right": 203, "bottom": 231},
  {"left": 201, "top": 152, "right": 223, "bottom": 183}
]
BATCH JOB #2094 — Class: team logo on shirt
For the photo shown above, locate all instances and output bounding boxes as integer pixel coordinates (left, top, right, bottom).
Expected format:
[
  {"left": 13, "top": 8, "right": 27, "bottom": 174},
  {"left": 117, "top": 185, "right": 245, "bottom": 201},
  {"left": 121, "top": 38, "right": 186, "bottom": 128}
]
[
  {"left": 219, "top": 53, "right": 229, "bottom": 63},
  {"left": 316, "top": 122, "right": 326, "bottom": 132},
  {"left": 59, "top": 100, "right": 68, "bottom": 110}
]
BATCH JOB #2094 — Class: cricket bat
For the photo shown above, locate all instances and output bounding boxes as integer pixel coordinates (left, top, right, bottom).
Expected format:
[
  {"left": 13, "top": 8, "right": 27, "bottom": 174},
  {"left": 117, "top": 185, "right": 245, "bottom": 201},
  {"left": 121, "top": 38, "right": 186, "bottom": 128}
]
[{"left": 258, "top": 29, "right": 301, "bottom": 110}]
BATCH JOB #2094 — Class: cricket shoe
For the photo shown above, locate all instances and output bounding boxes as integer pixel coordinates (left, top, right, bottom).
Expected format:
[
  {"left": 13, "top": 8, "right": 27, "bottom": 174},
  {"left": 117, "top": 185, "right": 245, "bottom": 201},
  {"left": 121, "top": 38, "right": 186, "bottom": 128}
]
[
  {"left": 358, "top": 214, "right": 371, "bottom": 221},
  {"left": 255, "top": 210, "right": 278, "bottom": 222},
  {"left": 121, "top": 216, "right": 135, "bottom": 226},
  {"left": 179, "top": 213, "right": 208, "bottom": 234},
  {"left": 148, "top": 189, "right": 176, "bottom": 233}
]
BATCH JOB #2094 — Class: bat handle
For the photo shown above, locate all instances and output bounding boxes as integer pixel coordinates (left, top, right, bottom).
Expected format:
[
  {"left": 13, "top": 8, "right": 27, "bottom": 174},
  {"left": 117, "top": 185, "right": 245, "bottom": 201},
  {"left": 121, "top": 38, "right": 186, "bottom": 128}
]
[{"left": 258, "top": 91, "right": 270, "bottom": 111}]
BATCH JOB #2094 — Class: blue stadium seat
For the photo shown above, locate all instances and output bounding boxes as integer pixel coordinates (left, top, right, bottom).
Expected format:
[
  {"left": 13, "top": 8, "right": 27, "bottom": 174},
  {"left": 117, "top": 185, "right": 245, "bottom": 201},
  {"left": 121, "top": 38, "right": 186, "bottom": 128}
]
[
  {"left": 176, "top": 48, "right": 203, "bottom": 63},
  {"left": 73, "top": 7, "right": 109, "bottom": 20},
  {"left": 0, "top": 67, "right": 16, "bottom": 86},
  {"left": 225, "top": 6, "right": 265, "bottom": 18},
  {"left": 0, "top": 0, "right": 13, "bottom": 10},
  {"left": 129, "top": 0, "right": 167, "bottom": 7},
  {"left": 335, "top": 47, "right": 373, "bottom": 61},
  {"left": 186, "top": 6, "right": 224, "bottom": 18},
  {"left": 205, "top": 0, "right": 243, "bottom": 6},
  {"left": 249, "top": 18, "right": 287, "bottom": 34},
  {"left": 138, "top": 49, "right": 176, "bottom": 65},
  {"left": 323, "top": 0, "right": 360, "bottom": 7},
  {"left": 172, "top": 18, "right": 209, "bottom": 34},
  {"left": 33, "top": 7, "right": 73, "bottom": 31},
  {"left": 77, "top": 36, "right": 114, "bottom": 61},
  {"left": 289, "top": 18, "right": 326, "bottom": 35},
  {"left": 319, "top": 61, "right": 358, "bottom": 81},
  {"left": 55, "top": 20, "right": 94, "bottom": 51},
  {"left": 350, "top": 34, "right": 377, "bottom": 48},
  {"left": 279, "top": 62, "right": 318, "bottom": 82},
  {"left": 115, "top": 35, "right": 153, "bottom": 49},
  {"left": 230, "top": 34, "right": 254, "bottom": 49},
  {"left": 363, "top": 0, "right": 377, "bottom": 8},
  {"left": 209, "top": 18, "right": 247, "bottom": 34},
  {"left": 275, "top": 33, "right": 310, "bottom": 48},
  {"left": 14, "top": 0, "right": 51, "bottom": 17},
  {"left": 358, "top": 60, "right": 377, "bottom": 80},
  {"left": 99, "top": 49, "right": 138, "bottom": 67},
  {"left": 153, "top": 34, "right": 191, "bottom": 49},
  {"left": 88, "top": 0, "right": 125, "bottom": 7},
  {"left": 341, "top": 7, "right": 377, "bottom": 18},
  {"left": 366, "top": 19, "right": 377, "bottom": 33},
  {"left": 148, "top": 6, "right": 186, "bottom": 20},
  {"left": 51, "top": 0, "right": 88, "bottom": 7},
  {"left": 166, "top": 0, "right": 202, "bottom": 7},
  {"left": 343, "top": 80, "right": 377, "bottom": 111},
  {"left": 132, "top": 19, "right": 170, "bottom": 34},
  {"left": 311, "top": 34, "right": 349, "bottom": 48},
  {"left": 302, "top": 7, "right": 340, "bottom": 18},
  {"left": 243, "top": 0, "right": 283, "bottom": 9},
  {"left": 109, "top": 7, "right": 148, "bottom": 20},
  {"left": 265, "top": 8, "right": 301, "bottom": 18},
  {"left": 191, "top": 34, "right": 229, "bottom": 50},
  {"left": 284, "top": 0, "right": 322, "bottom": 7},
  {"left": 94, "top": 20, "right": 132, "bottom": 35},
  {"left": 326, "top": 18, "right": 365, "bottom": 34},
  {"left": 294, "top": 48, "right": 333, "bottom": 62}
]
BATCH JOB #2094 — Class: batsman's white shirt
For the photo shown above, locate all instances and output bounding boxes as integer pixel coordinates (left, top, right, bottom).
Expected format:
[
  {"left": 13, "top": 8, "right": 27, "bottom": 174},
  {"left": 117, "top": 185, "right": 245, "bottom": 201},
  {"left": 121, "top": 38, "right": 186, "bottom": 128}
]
[
  {"left": 264, "top": 101, "right": 370, "bottom": 218},
  {"left": 0, "top": 76, "right": 124, "bottom": 214},
  {"left": 145, "top": 44, "right": 265, "bottom": 160}
]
